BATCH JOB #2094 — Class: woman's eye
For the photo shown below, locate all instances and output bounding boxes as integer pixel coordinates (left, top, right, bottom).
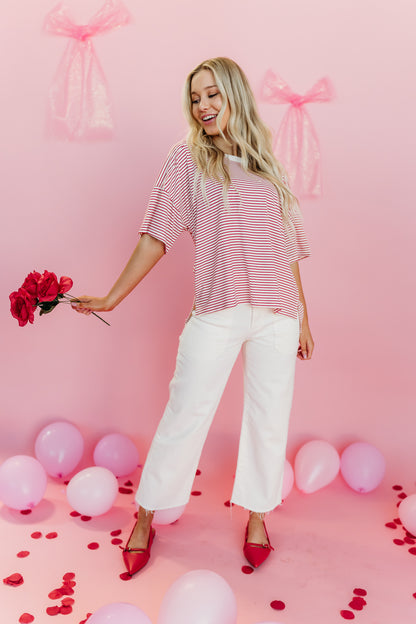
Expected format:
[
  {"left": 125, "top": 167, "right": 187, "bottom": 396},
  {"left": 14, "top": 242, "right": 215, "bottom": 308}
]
[
  {"left": 192, "top": 99, "right": 199, "bottom": 105},
  {"left": 209, "top": 93, "right": 219, "bottom": 98}
]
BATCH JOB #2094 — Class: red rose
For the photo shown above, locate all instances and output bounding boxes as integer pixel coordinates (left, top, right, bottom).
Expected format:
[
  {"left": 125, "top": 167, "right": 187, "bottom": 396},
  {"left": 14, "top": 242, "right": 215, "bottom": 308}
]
[
  {"left": 21, "top": 271, "right": 41, "bottom": 302},
  {"left": 58, "top": 276, "right": 73, "bottom": 295},
  {"left": 37, "top": 271, "right": 59, "bottom": 303},
  {"left": 10, "top": 289, "right": 36, "bottom": 327}
]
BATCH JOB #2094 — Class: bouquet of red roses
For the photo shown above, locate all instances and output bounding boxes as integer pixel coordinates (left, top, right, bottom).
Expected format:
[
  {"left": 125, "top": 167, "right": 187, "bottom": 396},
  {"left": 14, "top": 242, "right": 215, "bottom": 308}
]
[{"left": 9, "top": 270, "right": 109, "bottom": 327}]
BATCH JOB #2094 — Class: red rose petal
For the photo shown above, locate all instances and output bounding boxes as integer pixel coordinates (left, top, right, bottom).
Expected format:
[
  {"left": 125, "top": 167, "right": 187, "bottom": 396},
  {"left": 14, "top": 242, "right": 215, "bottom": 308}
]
[
  {"left": 19, "top": 614, "right": 34, "bottom": 623},
  {"left": 392, "top": 485, "right": 403, "bottom": 490},
  {"left": 59, "top": 605, "right": 73, "bottom": 615},
  {"left": 241, "top": 565, "right": 254, "bottom": 574},
  {"left": 195, "top": 469, "right": 201, "bottom": 476},
  {"left": 349, "top": 598, "right": 364, "bottom": 610},
  {"left": 404, "top": 537, "right": 416, "bottom": 545},
  {"left": 61, "top": 598, "right": 75, "bottom": 606},
  {"left": 353, "top": 588, "right": 367, "bottom": 596},
  {"left": 413, "top": 593, "right": 416, "bottom": 599},
  {"left": 408, "top": 547, "right": 416, "bottom": 555},
  {"left": 17, "top": 551, "right": 30, "bottom": 558},
  {"left": 46, "top": 532, "right": 58, "bottom": 539},
  {"left": 394, "top": 518, "right": 402, "bottom": 524},
  {"left": 46, "top": 606, "right": 60, "bottom": 615},
  {"left": 111, "top": 538, "right": 123, "bottom": 545},
  {"left": 191, "top": 490, "right": 201, "bottom": 496},
  {"left": 398, "top": 492, "right": 408, "bottom": 499},
  {"left": 31, "top": 532, "right": 42, "bottom": 539},
  {"left": 118, "top": 487, "right": 133, "bottom": 495},
  {"left": 70, "top": 511, "right": 81, "bottom": 517},
  {"left": 80, "top": 516, "right": 92, "bottom": 522},
  {"left": 79, "top": 613, "right": 92, "bottom": 623},
  {"left": 120, "top": 572, "right": 133, "bottom": 581},
  {"left": 59, "top": 587, "right": 74, "bottom": 596},
  {"left": 20, "top": 509, "right": 32, "bottom": 515},
  {"left": 3, "top": 573, "right": 24, "bottom": 586},
  {"left": 63, "top": 573, "right": 75, "bottom": 581},
  {"left": 124, "top": 480, "right": 133, "bottom": 486},
  {"left": 87, "top": 542, "right": 99, "bottom": 550},
  {"left": 270, "top": 600, "right": 285, "bottom": 610},
  {"left": 406, "top": 530, "right": 416, "bottom": 539},
  {"left": 385, "top": 522, "right": 397, "bottom": 529},
  {"left": 340, "top": 610, "right": 355, "bottom": 620},
  {"left": 111, "top": 529, "right": 122, "bottom": 536},
  {"left": 393, "top": 539, "right": 405, "bottom": 545},
  {"left": 224, "top": 500, "right": 233, "bottom": 507},
  {"left": 48, "top": 589, "right": 63, "bottom": 599},
  {"left": 62, "top": 580, "right": 76, "bottom": 588}
]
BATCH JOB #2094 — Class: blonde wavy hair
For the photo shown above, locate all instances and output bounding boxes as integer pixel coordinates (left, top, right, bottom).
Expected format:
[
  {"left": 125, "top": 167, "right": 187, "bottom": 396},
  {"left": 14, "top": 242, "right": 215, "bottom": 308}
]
[{"left": 182, "top": 57, "right": 299, "bottom": 221}]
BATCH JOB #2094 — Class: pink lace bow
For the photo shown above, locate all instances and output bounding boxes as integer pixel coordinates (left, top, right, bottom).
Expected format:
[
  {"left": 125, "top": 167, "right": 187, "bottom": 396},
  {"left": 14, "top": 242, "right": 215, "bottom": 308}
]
[
  {"left": 261, "top": 70, "right": 335, "bottom": 197},
  {"left": 44, "top": 0, "right": 131, "bottom": 140}
]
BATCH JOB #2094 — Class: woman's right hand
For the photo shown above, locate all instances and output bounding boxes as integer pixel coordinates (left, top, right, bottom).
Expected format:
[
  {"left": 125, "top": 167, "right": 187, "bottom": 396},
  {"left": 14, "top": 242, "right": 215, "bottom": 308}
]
[{"left": 71, "top": 296, "right": 113, "bottom": 316}]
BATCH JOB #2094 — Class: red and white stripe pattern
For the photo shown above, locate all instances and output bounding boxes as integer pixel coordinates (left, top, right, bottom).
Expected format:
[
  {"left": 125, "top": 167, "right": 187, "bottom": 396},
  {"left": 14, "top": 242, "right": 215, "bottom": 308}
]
[{"left": 139, "top": 142, "right": 310, "bottom": 321}]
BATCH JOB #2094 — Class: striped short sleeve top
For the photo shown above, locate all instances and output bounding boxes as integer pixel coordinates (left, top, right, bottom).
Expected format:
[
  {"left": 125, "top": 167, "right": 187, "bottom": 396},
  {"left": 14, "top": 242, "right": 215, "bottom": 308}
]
[{"left": 139, "top": 141, "right": 310, "bottom": 321}]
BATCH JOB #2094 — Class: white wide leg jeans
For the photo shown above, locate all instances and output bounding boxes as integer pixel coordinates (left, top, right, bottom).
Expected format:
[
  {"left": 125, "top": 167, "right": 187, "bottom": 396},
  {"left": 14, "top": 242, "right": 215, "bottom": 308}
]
[{"left": 136, "top": 304, "right": 299, "bottom": 513}]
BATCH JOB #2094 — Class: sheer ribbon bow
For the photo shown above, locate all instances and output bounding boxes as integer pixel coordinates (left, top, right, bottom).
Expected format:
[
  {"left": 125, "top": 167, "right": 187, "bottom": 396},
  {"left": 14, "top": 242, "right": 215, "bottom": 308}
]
[
  {"left": 261, "top": 70, "right": 334, "bottom": 197},
  {"left": 44, "top": 0, "right": 131, "bottom": 140}
]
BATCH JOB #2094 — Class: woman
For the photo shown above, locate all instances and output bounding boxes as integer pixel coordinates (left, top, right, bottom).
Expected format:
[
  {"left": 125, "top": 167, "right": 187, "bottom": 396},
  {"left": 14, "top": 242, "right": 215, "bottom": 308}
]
[{"left": 73, "top": 57, "right": 314, "bottom": 575}]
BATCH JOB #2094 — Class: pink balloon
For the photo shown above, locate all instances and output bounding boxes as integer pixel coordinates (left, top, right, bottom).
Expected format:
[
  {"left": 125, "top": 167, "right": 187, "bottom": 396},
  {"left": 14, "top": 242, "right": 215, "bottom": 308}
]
[
  {"left": 157, "top": 570, "right": 237, "bottom": 624},
  {"left": 295, "top": 440, "right": 340, "bottom": 494},
  {"left": 398, "top": 494, "right": 416, "bottom": 536},
  {"left": 282, "top": 459, "right": 294, "bottom": 500},
  {"left": 340, "top": 442, "right": 386, "bottom": 493},
  {"left": 153, "top": 505, "right": 186, "bottom": 525},
  {"left": 93, "top": 433, "right": 140, "bottom": 477},
  {"left": 0, "top": 455, "right": 47, "bottom": 510},
  {"left": 88, "top": 602, "right": 152, "bottom": 624},
  {"left": 67, "top": 466, "right": 118, "bottom": 516},
  {"left": 35, "top": 421, "right": 84, "bottom": 478}
]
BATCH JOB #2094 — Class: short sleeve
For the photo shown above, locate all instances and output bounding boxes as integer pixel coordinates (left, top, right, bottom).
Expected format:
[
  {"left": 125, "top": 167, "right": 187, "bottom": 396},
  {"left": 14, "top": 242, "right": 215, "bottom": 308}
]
[
  {"left": 139, "top": 144, "right": 191, "bottom": 254},
  {"left": 283, "top": 207, "right": 311, "bottom": 264}
]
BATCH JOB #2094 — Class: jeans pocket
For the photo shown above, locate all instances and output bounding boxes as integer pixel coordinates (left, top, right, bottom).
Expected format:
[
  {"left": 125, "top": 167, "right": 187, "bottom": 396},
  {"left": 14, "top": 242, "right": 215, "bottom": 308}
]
[{"left": 273, "top": 314, "right": 300, "bottom": 355}]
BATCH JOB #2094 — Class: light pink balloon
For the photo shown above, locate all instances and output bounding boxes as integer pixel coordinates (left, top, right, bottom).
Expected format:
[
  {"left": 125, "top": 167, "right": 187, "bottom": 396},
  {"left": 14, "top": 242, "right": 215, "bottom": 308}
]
[
  {"left": 153, "top": 505, "right": 186, "bottom": 525},
  {"left": 67, "top": 466, "right": 118, "bottom": 516},
  {"left": 88, "top": 602, "right": 152, "bottom": 624},
  {"left": 35, "top": 421, "right": 84, "bottom": 478},
  {"left": 340, "top": 442, "right": 386, "bottom": 493},
  {"left": 398, "top": 494, "right": 416, "bottom": 536},
  {"left": 295, "top": 440, "right": 340, "bottom": 494},
  {"left": 0, "top": 455, "right": 47, "bottom": 510},
  {"left": 282, "top": 459, "right": 294, "bottom": 500},
  {"left": 157, "top": 570, "right": 237, "bottom": 624},
  {"left": 93, "top": 433, "right": 140, "bottom": 477}
]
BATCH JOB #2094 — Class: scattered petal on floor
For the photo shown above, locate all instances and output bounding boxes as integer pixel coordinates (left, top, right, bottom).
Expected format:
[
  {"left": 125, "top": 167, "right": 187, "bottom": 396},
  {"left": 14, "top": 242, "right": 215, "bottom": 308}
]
[
  {"left": 241, "top": 565, "right": 254, "bottom": 574},
  {"left": 46, "top": 532, "right": 58, "bottom": 539},
  {"left": 119, "top": 572, "right": 132, "bottom": 581},
  {"left": 46, "top": 606, "right": 60, "bottom": 615},
  {"left": 31, "top": 532, "right": 42, "bottom": 539},
  {"left": 353, "top": 588, "right": 367, "bottom": 596},
  {"left": 270, "top": 600, "right": 285, "bottom": 610},
  {"left": 191, "top": 491, "right": 201, "bottom": 496},
  {"left": 111, "top": 529, "right": 122, "bottom": 536},
  {"left": 19, "top": 614, "right": 34, "bottom": 623},
  {"left": 111, "top": 538, "right": 123, "bottom": 545},
  {"left": 20, "top": 509, "right": 32, "bottom": 516},
  {"left": 3, "top": 573, "right": 24, "bottom": 586},
  {"left": 119, "top": 487, "right": 133, "bottom": 494},
  {"left": 87, "top": 542, "right": 99, "bottom": 550},
  {"left": 340, "top": 610, "right": 355, "bottom": 619},
  {"left": 80, "top": 516, "right": 92, "bottom": 522},
  {"left": 17, "top": 551, "right": 30, "bottom": 558}
]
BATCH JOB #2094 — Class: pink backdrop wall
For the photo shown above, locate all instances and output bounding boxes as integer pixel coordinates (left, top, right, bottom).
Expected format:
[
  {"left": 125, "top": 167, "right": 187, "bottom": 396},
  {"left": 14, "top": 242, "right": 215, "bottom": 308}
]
[{"left": 1, "top": 0, "right": 414, "bottom": 481}]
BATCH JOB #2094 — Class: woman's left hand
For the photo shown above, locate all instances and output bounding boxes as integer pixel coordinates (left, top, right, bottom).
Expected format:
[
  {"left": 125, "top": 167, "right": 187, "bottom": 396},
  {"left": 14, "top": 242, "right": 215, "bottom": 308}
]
[{"left": 297, "top": 318, "right": 314, "bottom": 360}]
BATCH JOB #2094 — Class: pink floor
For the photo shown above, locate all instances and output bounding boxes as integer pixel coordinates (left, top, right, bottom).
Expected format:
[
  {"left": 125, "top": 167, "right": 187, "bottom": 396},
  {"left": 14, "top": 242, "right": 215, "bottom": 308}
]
[{"left": 1, "top": 456, "right": 416, "bottom": 624}]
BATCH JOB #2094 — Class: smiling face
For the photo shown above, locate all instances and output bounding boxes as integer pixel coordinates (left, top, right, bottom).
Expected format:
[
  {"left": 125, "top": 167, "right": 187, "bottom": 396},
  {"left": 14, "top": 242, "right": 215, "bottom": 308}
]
[{"left": 190, "top": 69, "right": 230, "bottom": 139}]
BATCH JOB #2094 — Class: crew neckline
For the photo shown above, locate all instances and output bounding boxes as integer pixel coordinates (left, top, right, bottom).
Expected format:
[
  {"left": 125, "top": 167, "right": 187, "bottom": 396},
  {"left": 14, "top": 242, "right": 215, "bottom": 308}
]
[{"left": 224, "top": 153, "right": 242, "bottom": 162}]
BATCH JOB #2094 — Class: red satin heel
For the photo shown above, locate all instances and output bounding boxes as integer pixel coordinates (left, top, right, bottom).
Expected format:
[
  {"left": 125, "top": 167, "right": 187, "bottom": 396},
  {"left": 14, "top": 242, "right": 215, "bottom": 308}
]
[
  {"left": 122, "top": 526, "right": 155, "bottom": 576},
  {"left": 243, "top": 521, "right": 274, "bottom": 568}
]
